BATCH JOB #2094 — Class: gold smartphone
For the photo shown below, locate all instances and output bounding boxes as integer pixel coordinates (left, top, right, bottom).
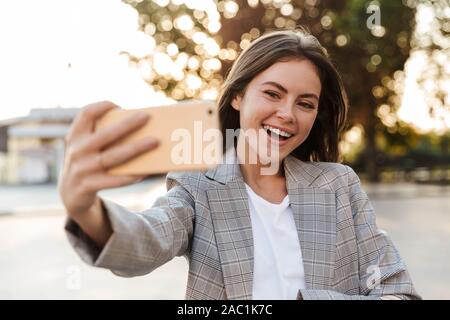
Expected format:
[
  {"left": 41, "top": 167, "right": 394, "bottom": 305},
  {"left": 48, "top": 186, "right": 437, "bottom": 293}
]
[{"left": 95, "top": 100, "right": 222, "bottom": 175}]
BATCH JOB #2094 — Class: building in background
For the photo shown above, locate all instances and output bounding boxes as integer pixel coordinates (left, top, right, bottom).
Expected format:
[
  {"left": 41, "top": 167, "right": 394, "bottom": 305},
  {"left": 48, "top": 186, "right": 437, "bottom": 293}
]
[{"left": 0, "top": 108, "right": 79, "bottom": 184}]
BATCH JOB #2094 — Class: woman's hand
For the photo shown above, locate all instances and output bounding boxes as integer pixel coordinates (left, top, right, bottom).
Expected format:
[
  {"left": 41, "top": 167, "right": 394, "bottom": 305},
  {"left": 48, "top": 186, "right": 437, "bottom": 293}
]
[{"left": 58, "top": 101, "right": 159, "bottom": 247}]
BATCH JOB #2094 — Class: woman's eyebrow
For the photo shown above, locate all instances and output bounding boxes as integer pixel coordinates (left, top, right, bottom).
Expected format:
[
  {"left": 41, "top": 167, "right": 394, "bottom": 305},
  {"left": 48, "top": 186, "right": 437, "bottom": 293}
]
[{"left": 261, "top": 81, "right": 319, "bottom": 101}]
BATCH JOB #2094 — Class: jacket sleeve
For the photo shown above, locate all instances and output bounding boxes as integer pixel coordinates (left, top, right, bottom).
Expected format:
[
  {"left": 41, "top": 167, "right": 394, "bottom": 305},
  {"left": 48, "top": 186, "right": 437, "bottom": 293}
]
[
  {"left": 297, "top": 165, "right": 421, "bottom": 300},
  {"left": 64, "top": 172, "right": 194, "bottom": 277}
]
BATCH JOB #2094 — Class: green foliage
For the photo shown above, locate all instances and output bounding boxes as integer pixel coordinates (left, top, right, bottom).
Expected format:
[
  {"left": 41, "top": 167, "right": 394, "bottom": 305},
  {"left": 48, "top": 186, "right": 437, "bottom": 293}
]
[
  {"left": 122, "top": 0, "right": 448, "bottom": 177},
  {"left": 122, "top": 0, "right": 224, "bottom": 99}
]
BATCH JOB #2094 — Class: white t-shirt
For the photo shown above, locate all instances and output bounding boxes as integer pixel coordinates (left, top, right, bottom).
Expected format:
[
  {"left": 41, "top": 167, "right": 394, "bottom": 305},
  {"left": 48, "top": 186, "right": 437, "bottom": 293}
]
[{"left": 244, "top": 182, "right": 306, "bottom": 300}]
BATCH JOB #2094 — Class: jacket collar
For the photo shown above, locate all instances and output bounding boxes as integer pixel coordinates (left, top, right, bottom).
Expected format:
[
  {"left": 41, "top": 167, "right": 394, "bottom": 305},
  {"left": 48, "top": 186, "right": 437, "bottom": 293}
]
[{"left": 205, "top": 146, "right": 324, "bottom": 187}]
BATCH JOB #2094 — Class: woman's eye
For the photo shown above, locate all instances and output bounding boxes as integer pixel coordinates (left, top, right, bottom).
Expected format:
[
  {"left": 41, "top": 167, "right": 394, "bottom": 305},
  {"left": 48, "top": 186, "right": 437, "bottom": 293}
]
[
  {"left": 264, "top": 91, "right": 279, "bottom": 99},
  {"left": 264, "top": 91, "right": 315, "bottom": 109},
  {"left": 298, "top": 103, "right": 315, "bottom": 109}
]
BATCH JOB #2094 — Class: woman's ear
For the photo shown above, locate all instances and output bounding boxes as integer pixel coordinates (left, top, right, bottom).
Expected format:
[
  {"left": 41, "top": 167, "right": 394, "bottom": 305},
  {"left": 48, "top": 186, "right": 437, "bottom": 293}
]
[{"left": 231, "top": 94, "right": 242, "bottom": 111}]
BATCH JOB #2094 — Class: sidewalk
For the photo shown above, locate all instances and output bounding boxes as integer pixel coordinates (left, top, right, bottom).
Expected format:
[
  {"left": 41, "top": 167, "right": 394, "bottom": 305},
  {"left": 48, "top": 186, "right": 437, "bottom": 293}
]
[
  {"left": 0, "top": 175, "right": 167, "bottom": 216},
  {"left": 2, "top": 179, "right": 449, "bottom": 216}
]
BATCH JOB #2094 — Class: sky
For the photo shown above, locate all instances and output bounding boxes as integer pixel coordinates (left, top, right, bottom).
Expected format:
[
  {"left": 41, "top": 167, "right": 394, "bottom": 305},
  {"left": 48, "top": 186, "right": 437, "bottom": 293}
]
[
  {"left": 0, "top": 0, "right": 448, "bottom": 133},
  {"left": 0, "top": 0, "right": 171, "bottom": 121}
]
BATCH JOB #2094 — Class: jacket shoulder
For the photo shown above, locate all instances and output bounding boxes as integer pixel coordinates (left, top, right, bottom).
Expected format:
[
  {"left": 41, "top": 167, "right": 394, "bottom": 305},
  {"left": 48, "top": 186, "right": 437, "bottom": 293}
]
[
  {"left": 165, "top": 170, "right": 216, "bottom": 195},
  {"left": 310, "top": 162, "right": 358, "bottom": 189}
]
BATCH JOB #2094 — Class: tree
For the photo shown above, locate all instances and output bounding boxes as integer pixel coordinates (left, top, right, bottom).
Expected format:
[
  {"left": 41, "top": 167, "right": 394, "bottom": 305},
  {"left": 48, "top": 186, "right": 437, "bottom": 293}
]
[
  {"left": 218, "top": 0, "right": 415, "bottom": 182},
  {"left": 121, "top": 0, "right": 446, "bottom": 181},
  {"left": 410, "top": 0, "right": 449, "bottom": 131},
  {"left": 121, "top": 0, "right": 224, "bottom": 101}
]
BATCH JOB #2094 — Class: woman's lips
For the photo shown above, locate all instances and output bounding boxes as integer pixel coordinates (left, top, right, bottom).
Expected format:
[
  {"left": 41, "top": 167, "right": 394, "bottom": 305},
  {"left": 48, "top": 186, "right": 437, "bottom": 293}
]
[{"left": 264, "top": 128, "right": 290, "bottom": 147}]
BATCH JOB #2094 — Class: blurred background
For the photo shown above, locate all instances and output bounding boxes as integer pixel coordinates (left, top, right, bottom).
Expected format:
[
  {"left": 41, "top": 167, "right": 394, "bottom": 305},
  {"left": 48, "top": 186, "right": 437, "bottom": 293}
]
[{"left": 0, "top": 0, "right": 449, "bottom": 299}]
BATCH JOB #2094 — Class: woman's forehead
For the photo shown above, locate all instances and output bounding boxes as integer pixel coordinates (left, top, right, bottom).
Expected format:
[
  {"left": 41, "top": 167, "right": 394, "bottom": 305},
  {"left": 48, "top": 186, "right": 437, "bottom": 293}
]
[{"left": 251, "top": 59, "right": 321, "bottom": 93}]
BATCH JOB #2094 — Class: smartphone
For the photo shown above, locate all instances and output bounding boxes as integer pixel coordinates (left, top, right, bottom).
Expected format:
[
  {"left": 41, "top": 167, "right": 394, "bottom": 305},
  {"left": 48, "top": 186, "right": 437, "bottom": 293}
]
[{"left": 95, "top": 100, "right": 222, "bottom": 175}]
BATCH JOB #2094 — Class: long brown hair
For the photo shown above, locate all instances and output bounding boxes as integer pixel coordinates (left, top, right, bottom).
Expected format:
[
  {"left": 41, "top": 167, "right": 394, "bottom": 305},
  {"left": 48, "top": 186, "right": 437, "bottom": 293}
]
[{"left": 217, "top": 28, "right": 348, "bottom": 162}]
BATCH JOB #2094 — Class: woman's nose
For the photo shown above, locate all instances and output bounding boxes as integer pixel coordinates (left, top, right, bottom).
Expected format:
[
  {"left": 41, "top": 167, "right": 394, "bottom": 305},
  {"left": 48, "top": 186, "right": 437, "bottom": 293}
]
[{"left": 275, "top": 103, "right": 296, "bottom": 124}]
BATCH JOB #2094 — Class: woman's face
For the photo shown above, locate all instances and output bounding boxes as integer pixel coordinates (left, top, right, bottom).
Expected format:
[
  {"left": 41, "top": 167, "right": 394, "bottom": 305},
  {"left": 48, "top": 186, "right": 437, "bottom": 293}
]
[{"left": 231, "top": 58, "right": 321, "bottom": 164}]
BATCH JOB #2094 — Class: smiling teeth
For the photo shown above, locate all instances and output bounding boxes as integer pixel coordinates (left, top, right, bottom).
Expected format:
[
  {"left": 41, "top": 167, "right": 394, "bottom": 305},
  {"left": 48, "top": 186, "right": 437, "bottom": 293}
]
[{"left": 263, "top": 125, "right": 292, "bottom": 138}]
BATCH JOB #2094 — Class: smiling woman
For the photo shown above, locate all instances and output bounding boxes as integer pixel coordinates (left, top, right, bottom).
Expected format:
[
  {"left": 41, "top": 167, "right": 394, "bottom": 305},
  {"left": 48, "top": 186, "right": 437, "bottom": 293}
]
[
  {"left": 218, "top": 30, "right": 347, "bottom": 167},
  {"left": 228, "top": 59, "right": 322, "bottom": 166},
  {"left": 61, "top": 28, "right": 421, "bottom": 300}
]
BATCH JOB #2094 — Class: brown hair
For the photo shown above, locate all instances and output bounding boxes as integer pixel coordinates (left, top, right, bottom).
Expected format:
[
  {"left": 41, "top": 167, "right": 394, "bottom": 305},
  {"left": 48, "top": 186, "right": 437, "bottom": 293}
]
[{"left": 217, "top": 28, "right": 348, "bottom": 162}]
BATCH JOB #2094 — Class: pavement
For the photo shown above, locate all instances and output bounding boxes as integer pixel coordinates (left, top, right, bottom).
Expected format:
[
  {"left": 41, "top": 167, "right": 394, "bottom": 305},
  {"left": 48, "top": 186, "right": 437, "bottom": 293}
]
[
  {"left": 0, "top": 179, "right": 449, "bottom": 299},
  {"left": 0, "top": 175, "right": 167, "bottom": 216}
]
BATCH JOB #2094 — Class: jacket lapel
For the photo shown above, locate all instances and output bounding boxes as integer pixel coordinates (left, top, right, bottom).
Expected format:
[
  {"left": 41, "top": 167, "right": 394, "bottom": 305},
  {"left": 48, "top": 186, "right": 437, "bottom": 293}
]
[
  {"left": 284, "top": 155, "right": 337, "bottom": 289},
  {"left": 205, "top": 147, "right": 251, "bottom": 299},
  {"left": 206, "top": 148, "right": 337, "bottom": 299},
  {"left": 207, "top": 180, "right": 254, "bottom": 300}
]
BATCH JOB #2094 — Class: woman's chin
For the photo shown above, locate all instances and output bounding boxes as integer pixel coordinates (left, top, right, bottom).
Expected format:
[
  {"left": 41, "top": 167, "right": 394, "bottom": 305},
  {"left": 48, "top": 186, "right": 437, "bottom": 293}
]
[
  {"left": 240, "top": 135, "right": 290, "bottom": 166},
  {"left": 257, "top": 148, "right": 284, "bottom": 165}
]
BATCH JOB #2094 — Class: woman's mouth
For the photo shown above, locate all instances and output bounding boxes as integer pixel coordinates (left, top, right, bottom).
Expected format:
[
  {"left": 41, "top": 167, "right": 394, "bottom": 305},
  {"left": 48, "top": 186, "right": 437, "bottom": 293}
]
[{"left": 262, "top": 124, "right": 294, "bottom": 145}]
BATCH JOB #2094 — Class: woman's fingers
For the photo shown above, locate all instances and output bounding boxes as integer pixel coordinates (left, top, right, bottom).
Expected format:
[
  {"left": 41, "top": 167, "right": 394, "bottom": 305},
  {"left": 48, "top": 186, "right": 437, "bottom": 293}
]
[
  {"left": 86, "top": 111, "right": 150, "bottom": 152},
  {"left": 83, "top": 173, "right": 148, "bottom": 192},
  {"left": 67, "top": 101, "right": 119, "bottom": 142},
  {"left": 72, "top": 137, "right": 159, "bottom": 174},
  {"left": 99, "top": 137, "right": 159, "bottom": 170}
]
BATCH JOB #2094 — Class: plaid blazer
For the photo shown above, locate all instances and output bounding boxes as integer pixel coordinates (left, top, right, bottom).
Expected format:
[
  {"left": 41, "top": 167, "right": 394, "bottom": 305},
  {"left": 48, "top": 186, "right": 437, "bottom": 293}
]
[{"left": 65, "top": 147, "right": 421, "bottom": 300}]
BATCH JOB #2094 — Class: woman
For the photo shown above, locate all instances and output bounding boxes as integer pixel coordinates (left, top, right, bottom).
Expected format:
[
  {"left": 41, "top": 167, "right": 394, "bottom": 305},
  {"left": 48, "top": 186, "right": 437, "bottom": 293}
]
[{"left": 60, "top": 29, "right": 420, "bottom": 300}]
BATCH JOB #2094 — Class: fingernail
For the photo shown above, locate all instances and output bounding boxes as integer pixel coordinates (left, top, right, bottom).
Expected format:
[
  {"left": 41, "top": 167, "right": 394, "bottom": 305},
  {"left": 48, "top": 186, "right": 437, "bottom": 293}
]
[
  {"left": 144, "top": 138, "right": 159, "bottom": 147},
  {"left": 135, "top": 112, "right": 149, "bottom": 121}
]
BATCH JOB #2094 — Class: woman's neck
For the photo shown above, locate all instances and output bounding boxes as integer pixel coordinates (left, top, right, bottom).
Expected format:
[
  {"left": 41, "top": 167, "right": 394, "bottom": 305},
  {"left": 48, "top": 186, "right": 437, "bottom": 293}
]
[
  {"left": 240, "top": 162, "right": 285, "bottom": 186},
  {"left": 236, "top": 137, "right": 286, "bottom": 190},
  {"left": 239, "top": 160, "right": 288, "bottom": 204}
]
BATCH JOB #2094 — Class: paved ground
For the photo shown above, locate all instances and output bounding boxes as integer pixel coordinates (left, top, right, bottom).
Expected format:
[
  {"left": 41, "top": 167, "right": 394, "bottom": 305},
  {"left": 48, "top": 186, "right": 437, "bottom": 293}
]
[{"left": 0, "top": 179, "right": 449, "bottom": 299}]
